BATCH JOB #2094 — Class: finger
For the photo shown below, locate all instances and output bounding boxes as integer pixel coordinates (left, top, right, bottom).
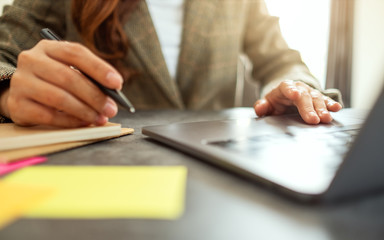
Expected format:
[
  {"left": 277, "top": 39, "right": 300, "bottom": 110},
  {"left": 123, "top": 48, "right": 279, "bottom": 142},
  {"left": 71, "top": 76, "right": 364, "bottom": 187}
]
[
  {"left": 10, "top": 98, "right": 89, "bottom": 128},
  {"left": 254, "top": 99, "right": 273, "bottom": 117},
  {"left": 17, "top": 74, "right": 108, "bottom": 125},
  {"left": 310, "top": 90, "right": 333, "bottom": 123},
  {"left": 32, "top": 55, "right": 118, "bottom": 118},
  {"left": 39, "top": 40, "right": 123, "bottom": 90},
  {"left": 278, "top": 80, "right": 301, "bottom": 101},
  {"left": 261, "top": 80, "right": 302, "bottom": 115},
  {"left": 264, "top": 90, "right": 293, "bottom": 115},
  {"left": 294, "top": 90, "right": 320, "bottom": 124},
  {"left": 325, "top": 97, "right": 343, "bottom": 112}
]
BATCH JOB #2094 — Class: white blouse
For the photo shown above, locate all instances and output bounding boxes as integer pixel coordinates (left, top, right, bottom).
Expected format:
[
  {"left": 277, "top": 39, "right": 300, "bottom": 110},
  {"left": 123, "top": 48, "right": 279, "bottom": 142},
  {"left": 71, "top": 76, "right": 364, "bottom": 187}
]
[{"left": 146, "top": 0, "right": 185, "bottom": 80}]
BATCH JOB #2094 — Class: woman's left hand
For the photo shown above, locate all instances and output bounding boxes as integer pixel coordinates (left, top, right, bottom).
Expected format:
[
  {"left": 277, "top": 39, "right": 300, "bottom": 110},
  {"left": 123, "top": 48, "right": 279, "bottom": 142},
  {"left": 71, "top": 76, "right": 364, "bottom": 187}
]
[{"left": 254, "top": 80, "right": 343, "bottom": 124}]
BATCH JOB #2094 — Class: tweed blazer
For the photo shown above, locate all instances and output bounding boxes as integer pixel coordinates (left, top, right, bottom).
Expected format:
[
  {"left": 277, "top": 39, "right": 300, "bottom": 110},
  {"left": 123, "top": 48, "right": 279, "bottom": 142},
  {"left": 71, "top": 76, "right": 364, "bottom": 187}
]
[{"left": 0, "top": 0, "right": 340, "bottom": 123}]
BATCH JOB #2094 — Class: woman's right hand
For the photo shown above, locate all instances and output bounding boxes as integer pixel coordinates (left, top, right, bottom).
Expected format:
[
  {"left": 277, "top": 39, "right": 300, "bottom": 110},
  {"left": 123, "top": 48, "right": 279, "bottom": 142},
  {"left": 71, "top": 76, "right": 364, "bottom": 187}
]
[{"left": 5, "top": 40, "right": 123, "bottom": 127}]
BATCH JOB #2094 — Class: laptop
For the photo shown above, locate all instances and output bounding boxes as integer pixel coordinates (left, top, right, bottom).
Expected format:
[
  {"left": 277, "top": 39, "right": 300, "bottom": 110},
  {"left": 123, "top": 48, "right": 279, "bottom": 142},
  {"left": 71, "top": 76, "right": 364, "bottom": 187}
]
[{"left": 142, "top": 87, "right": 384, "bottom": 203}]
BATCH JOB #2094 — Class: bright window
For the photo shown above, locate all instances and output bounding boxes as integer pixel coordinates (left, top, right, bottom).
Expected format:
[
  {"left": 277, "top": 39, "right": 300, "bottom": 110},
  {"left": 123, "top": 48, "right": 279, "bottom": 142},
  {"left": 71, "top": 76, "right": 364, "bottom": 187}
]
[{"left": 265, "top": 0, "right": 331, "bottom": 88}]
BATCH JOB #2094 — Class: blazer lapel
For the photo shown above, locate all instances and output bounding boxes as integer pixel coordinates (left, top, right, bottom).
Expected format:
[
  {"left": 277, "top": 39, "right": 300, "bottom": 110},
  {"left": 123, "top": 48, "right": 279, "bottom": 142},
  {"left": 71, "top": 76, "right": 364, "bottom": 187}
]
[
  {"left": 176, "top": 0, "right": 218, "bottom": 106},
  {"left": 123, "top": 1, "right": 184, "bottom": 108}
]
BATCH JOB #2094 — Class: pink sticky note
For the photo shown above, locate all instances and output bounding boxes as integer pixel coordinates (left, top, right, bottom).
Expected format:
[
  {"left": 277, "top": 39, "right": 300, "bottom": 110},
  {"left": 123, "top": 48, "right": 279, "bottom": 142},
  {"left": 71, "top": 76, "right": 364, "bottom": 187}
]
[{"left": 0, "top": 157, "right": 47, "bottom": 176}]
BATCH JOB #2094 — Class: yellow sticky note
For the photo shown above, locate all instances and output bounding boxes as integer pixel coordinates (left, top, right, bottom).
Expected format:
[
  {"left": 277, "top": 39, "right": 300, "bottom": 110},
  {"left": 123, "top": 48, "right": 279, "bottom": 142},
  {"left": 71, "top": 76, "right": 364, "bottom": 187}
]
[
  {"left": 0, "top": 182, "right": 53, "bottom": 229},
  {"left": 3, "top": 166, "right": 187, "bottom": 219}
]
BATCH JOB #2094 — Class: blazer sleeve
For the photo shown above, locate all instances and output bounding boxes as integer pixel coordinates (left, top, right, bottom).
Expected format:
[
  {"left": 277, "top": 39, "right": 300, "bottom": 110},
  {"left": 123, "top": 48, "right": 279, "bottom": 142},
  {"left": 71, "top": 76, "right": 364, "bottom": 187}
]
[
  {"left": 242, "top": 0, "right": 342, "bottom": 103},
  {"left": 0, "top": 0, "right": 67, "bottom": 122}
]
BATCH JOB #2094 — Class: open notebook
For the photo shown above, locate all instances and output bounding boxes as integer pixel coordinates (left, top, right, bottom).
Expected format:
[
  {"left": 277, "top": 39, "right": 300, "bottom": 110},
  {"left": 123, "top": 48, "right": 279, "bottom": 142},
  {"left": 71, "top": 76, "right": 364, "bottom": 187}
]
[{"left": 0, "top": 123, "right": 134, "bottom": 163}]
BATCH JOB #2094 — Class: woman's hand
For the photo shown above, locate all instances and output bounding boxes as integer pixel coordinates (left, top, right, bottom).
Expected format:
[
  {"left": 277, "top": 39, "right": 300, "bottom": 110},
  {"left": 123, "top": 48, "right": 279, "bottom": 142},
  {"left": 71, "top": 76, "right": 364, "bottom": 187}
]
[
  {"left": 5, "top": 40, "right": 123, "bottom": 127},
  {"left": 254, "top": 80, "right": 342, "bottom": 124}
]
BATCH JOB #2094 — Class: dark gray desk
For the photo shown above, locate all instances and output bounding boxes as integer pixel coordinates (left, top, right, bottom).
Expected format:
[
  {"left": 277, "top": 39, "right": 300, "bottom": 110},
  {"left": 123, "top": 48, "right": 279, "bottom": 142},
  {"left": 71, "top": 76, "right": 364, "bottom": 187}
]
[{"left": 1, "top": 108, "right": 384, "bottom": 240}]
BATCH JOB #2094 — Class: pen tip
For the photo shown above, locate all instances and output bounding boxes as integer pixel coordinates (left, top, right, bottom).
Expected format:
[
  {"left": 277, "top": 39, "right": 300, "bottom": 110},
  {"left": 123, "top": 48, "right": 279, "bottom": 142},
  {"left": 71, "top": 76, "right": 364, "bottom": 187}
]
[{"left": 130, "top": 107, "right": 136, "bottom": 113}]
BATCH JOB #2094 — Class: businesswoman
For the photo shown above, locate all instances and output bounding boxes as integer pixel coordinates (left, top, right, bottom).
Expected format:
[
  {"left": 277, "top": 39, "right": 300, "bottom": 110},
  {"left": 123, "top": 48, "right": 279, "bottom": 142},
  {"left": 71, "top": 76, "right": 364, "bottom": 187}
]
[{"left": 0, "top": 0, "right": 342, "bottom": 127}]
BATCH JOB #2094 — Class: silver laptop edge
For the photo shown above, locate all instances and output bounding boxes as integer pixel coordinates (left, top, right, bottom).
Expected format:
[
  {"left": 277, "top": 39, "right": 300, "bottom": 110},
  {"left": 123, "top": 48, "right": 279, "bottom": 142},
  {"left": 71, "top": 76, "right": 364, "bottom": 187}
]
[{"left": 142, "top": 89, "right": 384, "bottom": 203}]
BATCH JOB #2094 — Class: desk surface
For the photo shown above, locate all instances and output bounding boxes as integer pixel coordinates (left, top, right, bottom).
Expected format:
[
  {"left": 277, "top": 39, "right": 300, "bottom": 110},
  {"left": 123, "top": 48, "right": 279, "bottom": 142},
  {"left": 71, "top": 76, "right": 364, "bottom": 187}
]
[{"left": 1, "top": 108, "right": 384, "bottom": 240}]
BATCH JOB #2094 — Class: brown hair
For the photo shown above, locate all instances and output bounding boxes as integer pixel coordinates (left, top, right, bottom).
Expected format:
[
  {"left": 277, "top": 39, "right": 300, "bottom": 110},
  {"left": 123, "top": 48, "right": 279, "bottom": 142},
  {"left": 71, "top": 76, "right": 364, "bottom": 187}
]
[{"left": 71, "top": 0, "right": 140, "bottom": 79}]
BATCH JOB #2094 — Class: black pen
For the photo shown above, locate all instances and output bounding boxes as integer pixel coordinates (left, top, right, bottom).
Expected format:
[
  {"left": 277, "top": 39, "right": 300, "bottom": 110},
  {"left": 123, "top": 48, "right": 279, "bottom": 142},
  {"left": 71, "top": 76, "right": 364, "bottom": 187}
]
[{"left": 40, "top": 28, "right": 135, "bottom": 113}]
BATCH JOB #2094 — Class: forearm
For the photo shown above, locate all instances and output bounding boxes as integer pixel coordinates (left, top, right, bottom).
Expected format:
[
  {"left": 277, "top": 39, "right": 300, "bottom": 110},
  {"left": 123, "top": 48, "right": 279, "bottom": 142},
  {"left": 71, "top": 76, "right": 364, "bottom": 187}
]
[
  {"left": 243, "top": 1, "right": 322, "bottom": 93},
  {"left": 259, "top": 65, "right": 321, "bottom": 98}
]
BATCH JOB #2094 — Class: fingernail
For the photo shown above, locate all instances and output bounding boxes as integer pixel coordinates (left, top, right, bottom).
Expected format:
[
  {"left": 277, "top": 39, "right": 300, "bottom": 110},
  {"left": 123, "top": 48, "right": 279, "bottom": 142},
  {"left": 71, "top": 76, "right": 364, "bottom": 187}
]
[
  {"left": 257, "top": 99, "right": 267, "bottom": 106},
  {"left": 95, "top": 115, "right": 108, "bottom": 126},
  {"left": 102, "top": 101, "right": 118, "bottom": 117},
  {"left": 322, "top": 110, "right": 329, "bottom": 116},
  {"left": 308, "top": 112, "right": 320, "bottom": 124},
  {"left": 106, "top": 72, "right": 123, "bottom": 86}
]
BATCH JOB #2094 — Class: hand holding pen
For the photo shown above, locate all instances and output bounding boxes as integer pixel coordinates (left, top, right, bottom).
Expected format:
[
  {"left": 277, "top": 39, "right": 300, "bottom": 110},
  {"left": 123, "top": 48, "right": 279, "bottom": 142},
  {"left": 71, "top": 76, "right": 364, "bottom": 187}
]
[
  {"left": 40, "top": 28, "right": 135, "bottom": 113},
  {"left": 4, "top": 28, "right": 133, "bottom": 127}
]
